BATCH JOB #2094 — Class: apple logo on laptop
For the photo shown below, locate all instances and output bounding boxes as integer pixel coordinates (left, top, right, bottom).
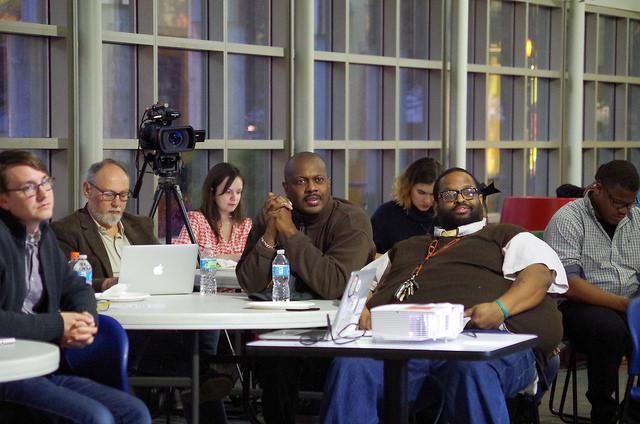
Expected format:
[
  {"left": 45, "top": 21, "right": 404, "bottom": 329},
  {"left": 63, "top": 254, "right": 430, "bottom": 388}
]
[{"left": 153, "top": 264, "right": 164, "bottom": 276}]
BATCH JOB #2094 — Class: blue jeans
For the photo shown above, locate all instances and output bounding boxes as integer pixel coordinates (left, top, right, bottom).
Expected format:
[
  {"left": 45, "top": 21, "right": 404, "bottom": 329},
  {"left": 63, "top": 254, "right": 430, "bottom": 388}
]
[
  {"left": 320, "top": 349, "right": 536, "bottom": 424},
  {"left": 0, "top": 374, "right": 151, "bottom": 424}
]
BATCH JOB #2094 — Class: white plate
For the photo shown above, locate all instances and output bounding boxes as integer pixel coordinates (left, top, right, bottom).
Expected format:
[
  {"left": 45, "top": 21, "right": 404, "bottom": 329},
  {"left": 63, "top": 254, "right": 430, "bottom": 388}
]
[
  {"left": 246, "top": 301, "right": 316, "bottom": 310},
  {"left": 95, "top": 292, "right": 150, "bottom": 302}
]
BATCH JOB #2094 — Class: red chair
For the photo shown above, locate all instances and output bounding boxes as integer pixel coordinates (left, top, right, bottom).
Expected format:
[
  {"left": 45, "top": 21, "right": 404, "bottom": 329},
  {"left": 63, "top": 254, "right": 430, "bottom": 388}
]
[{"left": 499, "top": 196, "right": 577, "bottom": 231}]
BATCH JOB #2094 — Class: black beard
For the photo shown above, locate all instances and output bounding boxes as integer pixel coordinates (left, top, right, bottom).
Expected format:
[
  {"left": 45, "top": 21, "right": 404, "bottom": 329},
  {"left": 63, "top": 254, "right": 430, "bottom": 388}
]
[{"left": 436, "top": 203, "right": 484, "bottom": 230}]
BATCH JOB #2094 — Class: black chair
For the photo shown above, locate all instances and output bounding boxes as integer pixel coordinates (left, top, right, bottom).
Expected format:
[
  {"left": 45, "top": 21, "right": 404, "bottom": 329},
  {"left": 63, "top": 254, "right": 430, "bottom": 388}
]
[{"left": 548, "top": 341, "right": 619, "bottom": 423}]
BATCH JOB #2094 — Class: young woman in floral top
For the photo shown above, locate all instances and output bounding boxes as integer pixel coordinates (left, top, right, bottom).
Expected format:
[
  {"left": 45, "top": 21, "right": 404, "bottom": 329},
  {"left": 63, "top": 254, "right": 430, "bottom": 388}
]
[{"left": 174, "top": 162, "right": 252, "bottom": 261}]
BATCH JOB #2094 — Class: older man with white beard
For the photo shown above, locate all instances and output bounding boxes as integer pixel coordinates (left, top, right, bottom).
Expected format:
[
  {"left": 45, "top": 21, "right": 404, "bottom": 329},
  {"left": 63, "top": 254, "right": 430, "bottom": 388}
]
[{"left": 52, "top": 159, "right": 157, "bottom": 292}]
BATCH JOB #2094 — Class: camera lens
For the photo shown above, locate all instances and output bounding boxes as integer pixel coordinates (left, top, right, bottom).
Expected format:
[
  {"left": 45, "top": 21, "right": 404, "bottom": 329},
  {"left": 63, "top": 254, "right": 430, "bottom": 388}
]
[{"left": 167, "top": 131, "right": 184, "bottom": 146}]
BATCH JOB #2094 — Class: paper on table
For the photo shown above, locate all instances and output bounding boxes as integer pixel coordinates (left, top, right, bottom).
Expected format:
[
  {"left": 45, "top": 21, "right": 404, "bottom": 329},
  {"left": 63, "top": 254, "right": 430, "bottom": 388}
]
[
  {"left": 97, "top": 284, "right": 150, "bottom": 302},
  {"left": 0, "top": 338, "right": 16, "bottom": 345},
  {"left": 101, "top": 284, "right": 130, "bottom": 296},
  {"left": 216, "top": 259, "right": 237, "bottom": 269}
]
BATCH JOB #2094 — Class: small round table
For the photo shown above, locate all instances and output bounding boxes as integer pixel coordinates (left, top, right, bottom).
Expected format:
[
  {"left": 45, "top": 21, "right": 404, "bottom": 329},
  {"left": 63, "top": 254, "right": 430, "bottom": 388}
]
[{"left": 0, "top": 340, "right": 59, "bottom": 383}]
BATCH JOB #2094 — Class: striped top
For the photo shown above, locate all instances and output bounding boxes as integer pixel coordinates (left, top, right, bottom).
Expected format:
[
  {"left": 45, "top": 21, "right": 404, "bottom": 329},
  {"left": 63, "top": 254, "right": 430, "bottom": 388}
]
[{"left": 174, "top": 210, "right": 252, "bottom": 255}]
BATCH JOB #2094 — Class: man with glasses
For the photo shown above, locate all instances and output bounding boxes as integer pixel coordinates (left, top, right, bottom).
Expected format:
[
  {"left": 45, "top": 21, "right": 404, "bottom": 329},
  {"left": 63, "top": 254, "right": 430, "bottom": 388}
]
[
  {"left": 0, "top": 150, "right": 150, "bottom": 423},
  {"left": 322, "top": 167, "right": 567, "bottom": 424},
  {"left": 237, "top": 151, "right": 376, "bottom": 424},
  {"left": 51, "top": 159, "right": 157, "bottom": 292},
  {"left": 53, "top": 160, "right": 233, "bottom": 422},
  {"left": 544, "top": 159, "right": 640, "bottom": 423}
]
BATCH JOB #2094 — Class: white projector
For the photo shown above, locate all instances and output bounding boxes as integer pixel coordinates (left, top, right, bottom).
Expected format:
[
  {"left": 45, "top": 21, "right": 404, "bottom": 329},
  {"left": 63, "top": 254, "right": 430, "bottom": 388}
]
[{"left": 371, "top": 303, "right": 465, "bottom": 341}]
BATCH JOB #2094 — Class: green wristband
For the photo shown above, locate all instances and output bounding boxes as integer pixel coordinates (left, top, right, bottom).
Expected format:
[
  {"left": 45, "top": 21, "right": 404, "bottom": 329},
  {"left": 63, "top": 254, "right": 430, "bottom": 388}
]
[{"left": 495, "top": 299, "right": 509, "bottom": 319}]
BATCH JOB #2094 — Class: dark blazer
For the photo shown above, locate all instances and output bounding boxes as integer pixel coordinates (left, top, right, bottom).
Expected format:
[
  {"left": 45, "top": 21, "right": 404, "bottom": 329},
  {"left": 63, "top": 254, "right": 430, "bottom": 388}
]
[
  {"left": 0, "top": 209, "right": 96, "bottom": 342},
  {"left": 51, "top": 206, "right": 158, "bottom": 292}
]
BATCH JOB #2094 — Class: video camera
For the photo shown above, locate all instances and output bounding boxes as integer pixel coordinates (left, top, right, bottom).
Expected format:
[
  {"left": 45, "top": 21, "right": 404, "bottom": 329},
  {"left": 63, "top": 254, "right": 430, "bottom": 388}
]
[
  {"left": 138, "top": 103, "right": 205, "bottom": 154},
  {"left": 132, "top": 103, "right": 206, "bottom": 199}
]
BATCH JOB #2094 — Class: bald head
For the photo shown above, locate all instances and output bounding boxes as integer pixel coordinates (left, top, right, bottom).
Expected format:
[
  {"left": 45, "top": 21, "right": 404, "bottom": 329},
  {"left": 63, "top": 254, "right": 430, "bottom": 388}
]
[
  {"left": 284, "top": 152, "right": 326, "bottom": 182},
  {"left": 282, "top": 152, "right": 330, "bottom": 215}
]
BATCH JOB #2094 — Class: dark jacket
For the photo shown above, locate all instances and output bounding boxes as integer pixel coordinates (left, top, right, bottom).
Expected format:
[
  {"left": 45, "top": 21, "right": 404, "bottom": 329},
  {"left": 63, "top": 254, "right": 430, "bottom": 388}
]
[
  {"left": 51, "top": 206, "right": 158, "bottom": 292},
  {"left": 370, "top": 200, "right": 435, "bottom": 253},
  {"left": 0, "top": 209, "right": 97, "bottom": 342}
]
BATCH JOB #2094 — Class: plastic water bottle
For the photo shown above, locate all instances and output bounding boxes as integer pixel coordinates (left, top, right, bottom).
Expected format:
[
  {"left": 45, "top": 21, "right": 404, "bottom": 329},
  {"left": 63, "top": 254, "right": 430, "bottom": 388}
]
[
  {"left": 199, "top": 244, "right": 217, "bottom": 295},
  {"left": 271, "top": 249, "right": 290, "bottom": 302},
  {"left": 73, "top": 254, "right": 93, "bottom": 286},
  {"left": 68, "top": 251, "right": 80, "bottom": 269}
]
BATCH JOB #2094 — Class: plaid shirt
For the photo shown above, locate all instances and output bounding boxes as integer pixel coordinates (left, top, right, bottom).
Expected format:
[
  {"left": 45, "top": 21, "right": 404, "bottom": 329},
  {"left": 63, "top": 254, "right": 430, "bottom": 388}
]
[
  {"left": 544, "top": 196, "right": 640, "bottom": 298},
  {"left": 174, "top": 210, "right": 252, "bottom": 256}
]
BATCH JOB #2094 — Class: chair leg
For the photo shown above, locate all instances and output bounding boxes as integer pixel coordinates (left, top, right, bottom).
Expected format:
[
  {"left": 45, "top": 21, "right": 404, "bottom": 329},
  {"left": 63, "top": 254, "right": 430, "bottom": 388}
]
[
  {"left": 617, "top": 375, "right": 635, "bottom": 424},
  {"left": 549, "top": 347, "right": 592, "bottom": 423}
]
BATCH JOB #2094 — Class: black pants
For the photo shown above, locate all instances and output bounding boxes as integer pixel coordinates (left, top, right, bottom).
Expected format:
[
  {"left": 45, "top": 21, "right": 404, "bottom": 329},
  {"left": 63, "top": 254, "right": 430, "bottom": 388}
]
[
  {"left": 256, "top": 357, "right": 330, "bottom": 424},
  {"left": 560, "top": 301, "right": 630, "bottom": 424}
]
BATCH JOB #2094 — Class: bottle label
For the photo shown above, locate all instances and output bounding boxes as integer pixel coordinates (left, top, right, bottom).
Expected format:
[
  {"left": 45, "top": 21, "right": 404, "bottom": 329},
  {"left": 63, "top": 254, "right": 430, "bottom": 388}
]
[
  {"left": 78, "top": 270, "right": 92, "bottom": 285},
  {"left": 272, "top": 264, "right": 290, "bottom": 277},
  {"left": 200, "top": 259, "right": 217, "bottom": 270}
]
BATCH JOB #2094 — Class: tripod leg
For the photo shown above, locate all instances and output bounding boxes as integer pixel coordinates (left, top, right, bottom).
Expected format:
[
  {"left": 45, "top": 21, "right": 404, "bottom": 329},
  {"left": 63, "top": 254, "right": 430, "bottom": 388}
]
[
  {"left": 170, "top": 184, "right": 198, "bottom": 246},
  {"left": 149, "top": 185, "right": 164, "bottom": 220},
  {"left": 164, "top": 184, "right": 172, "bottom": 244}
]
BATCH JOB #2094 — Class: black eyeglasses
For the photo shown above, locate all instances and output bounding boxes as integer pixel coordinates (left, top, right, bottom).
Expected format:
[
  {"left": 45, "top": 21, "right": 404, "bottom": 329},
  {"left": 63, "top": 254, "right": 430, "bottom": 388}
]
[
  {"left": 605, "top": 190, "right": 636, "bottom": 211},
  {"left": 89, "top": 182, "right": 132, "bottom": 202},
  {"left": 5, "top": 177, "right": 55, "bottom": 198},
  {"left": 438, "top": 187, "right": 480, "bottom": 202}
]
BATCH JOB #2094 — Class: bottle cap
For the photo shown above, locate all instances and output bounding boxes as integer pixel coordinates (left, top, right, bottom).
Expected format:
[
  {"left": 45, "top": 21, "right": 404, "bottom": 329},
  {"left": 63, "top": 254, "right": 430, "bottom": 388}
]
[
  {"left": 70, "top": 251, "right": 80, "bottom": 260},
  {"left": 276, "top": 249, "right": 285, "bottom": 254},
  {"left": 79, "top": 254, "right": 87, "bottom": 259}
]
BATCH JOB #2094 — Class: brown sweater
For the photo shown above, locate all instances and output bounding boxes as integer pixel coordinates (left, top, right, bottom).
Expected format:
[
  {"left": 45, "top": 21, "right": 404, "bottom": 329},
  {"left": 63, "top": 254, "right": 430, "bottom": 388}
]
[
  {"left": 368, "top": 224, "right": 562, "bottom": 362},
  {"left": 236, "top": 197, "right": 376, "bottom": 299}
]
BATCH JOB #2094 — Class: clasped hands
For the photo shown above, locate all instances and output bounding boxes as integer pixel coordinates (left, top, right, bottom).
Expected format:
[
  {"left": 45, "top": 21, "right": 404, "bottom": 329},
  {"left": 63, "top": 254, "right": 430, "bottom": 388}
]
[
  {"left": 261, "top": 192, "right": 296, "bottom": 245},
  {"left": 60, "top": 311, "right": 97, "bottom": 348}
]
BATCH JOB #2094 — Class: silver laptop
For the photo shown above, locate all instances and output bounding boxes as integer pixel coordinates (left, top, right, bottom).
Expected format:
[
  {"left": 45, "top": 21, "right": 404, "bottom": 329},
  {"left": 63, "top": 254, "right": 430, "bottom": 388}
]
[
  {"left": 259, "top": 267, "right": 377, "bottom": 341},
  {"left": 118, "top": 244, "right": 199, "bottom": 295}
]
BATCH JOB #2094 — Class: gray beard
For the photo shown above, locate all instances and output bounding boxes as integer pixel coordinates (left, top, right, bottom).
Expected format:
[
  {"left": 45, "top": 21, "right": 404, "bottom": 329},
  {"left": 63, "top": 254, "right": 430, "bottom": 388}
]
[{"left": 91, "top": 209, "right": 123, "bottom": 228}]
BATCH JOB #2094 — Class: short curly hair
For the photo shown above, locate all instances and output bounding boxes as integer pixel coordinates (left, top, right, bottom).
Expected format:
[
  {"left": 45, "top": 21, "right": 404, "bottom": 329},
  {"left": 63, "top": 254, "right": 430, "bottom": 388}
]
[{"left": 595, "top": 160, "right": 639, "bottom": 192}]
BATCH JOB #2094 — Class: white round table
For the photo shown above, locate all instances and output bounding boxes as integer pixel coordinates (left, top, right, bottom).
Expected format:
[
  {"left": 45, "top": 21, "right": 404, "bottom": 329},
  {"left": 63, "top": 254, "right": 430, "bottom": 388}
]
[{"left": 0, "top": 340, "right": 59, "bottom": 383}]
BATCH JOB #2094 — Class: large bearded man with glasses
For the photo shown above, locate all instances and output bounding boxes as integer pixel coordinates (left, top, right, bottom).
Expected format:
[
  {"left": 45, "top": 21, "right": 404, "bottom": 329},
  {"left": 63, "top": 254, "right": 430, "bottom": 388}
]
[
  {"left": 322, "top": 167, "right": 568, "bottom": 424},
  {"left": 237, "top": 151, "right": 376, "bottom": 424},
  {"left": 544, "top": 159, "right": 640, "bottom": 423},
  {"left": 52, "top": 159, "right": 157, "bottom": 292},
  {"left": 0, "top": 150, "right": 151, "bottom": 423}
]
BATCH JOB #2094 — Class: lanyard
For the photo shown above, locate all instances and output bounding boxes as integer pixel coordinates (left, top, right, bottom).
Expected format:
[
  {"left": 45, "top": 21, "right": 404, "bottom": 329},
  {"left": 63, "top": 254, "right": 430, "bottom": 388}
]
[{"left": 394, "top": 237, "right": 461, "bottom": 302}]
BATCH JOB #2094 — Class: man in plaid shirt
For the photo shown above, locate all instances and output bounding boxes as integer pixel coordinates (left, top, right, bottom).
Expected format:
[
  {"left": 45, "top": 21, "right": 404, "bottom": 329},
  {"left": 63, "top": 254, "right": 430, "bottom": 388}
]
[{"left": 545, "top": 160, "right": 640, "bottom": 423}]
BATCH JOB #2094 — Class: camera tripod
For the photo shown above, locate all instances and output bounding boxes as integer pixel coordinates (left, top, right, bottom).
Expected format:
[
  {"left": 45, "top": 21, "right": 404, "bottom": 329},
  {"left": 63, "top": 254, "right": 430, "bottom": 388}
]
[
  {"left": 132, "top": 151, "right": 197, "bottom": 245},
  {"left": 148, "top": 172, "right": 197, "bottom": 245}
]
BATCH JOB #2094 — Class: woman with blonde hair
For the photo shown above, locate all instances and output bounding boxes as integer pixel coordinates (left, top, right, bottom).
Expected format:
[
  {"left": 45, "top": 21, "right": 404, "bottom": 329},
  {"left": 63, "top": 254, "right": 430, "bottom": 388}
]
[{"left": 370, "top": 157, "right": 442, "bottom": 253}]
